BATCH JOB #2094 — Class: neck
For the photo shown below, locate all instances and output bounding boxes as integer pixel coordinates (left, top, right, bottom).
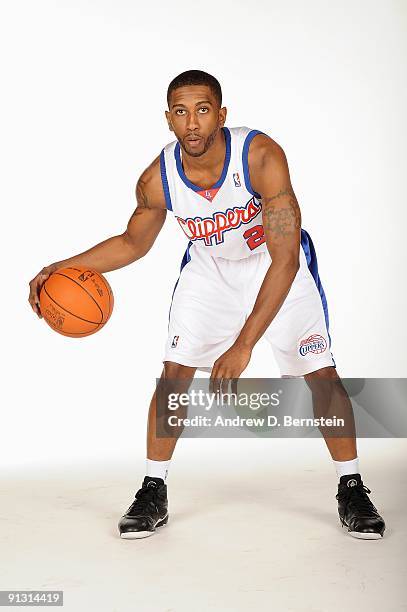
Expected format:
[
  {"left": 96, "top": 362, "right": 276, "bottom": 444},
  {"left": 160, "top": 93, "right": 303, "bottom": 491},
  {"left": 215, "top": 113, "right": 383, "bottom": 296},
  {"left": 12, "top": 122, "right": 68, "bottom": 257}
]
[{"left": 181, "top": 127, "right": 226, "bottom": 173}]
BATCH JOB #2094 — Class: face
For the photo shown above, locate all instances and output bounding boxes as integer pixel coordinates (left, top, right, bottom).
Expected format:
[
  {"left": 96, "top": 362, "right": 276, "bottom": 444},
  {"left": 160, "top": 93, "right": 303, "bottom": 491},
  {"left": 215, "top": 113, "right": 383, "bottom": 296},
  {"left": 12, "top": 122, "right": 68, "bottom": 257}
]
[{"left": 165, "top": 85, "right": 227, "bottom": 157}]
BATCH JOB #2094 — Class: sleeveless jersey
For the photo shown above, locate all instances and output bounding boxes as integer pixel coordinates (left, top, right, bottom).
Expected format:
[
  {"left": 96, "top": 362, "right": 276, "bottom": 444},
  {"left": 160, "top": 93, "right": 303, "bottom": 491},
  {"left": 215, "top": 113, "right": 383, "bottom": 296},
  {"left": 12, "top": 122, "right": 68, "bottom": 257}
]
[{"left": 159, "top": 126, "right": 270, "bottom": 260}]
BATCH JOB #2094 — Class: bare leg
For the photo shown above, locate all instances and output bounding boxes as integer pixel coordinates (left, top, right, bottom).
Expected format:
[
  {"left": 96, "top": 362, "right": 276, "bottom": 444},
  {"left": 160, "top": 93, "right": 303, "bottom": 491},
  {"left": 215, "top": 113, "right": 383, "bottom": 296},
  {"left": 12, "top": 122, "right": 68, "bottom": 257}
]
[
  {"left": 304, "top": 366, "right": 357, "bottom": 461},
  {"left": 147, "top": 361, "right": 197, "bottom": 461}
]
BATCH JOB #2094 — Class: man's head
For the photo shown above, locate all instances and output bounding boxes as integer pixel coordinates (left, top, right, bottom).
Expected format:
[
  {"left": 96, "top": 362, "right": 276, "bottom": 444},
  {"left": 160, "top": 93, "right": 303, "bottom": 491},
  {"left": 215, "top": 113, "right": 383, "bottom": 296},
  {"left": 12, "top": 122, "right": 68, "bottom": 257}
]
[{"left": 165, "top": 70, "right": 227, "bottom": 157}]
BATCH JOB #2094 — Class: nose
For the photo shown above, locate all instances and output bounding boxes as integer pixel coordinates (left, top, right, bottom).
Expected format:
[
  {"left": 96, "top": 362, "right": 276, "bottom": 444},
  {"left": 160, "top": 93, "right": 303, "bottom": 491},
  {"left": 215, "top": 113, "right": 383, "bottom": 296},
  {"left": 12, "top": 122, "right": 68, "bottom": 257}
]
[{"left": 186, "top": 111, "right": 199, "bottom": 131}]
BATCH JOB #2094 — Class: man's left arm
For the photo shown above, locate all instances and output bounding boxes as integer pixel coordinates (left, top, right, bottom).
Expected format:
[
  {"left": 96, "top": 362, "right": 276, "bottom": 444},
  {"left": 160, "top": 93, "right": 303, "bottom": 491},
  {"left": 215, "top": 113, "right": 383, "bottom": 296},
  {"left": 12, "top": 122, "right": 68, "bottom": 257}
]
[{"left": 210, "top": 135, "right": 301, "bottom": 391}]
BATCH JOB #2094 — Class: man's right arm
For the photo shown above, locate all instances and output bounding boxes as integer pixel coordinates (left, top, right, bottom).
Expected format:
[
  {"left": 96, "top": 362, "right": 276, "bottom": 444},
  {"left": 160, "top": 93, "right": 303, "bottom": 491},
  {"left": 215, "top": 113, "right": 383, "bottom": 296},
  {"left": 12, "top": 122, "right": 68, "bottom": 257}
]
[{"left": 28, "top": 155, "right": 167, "bottom": 317}]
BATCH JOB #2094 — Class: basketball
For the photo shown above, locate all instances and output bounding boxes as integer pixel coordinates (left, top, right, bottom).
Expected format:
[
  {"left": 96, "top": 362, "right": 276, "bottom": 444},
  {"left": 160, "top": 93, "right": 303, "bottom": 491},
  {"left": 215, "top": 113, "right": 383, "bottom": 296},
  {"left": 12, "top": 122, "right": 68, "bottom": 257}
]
[{"left": 39, "top": 267, "right": 114, "bottom": 337}]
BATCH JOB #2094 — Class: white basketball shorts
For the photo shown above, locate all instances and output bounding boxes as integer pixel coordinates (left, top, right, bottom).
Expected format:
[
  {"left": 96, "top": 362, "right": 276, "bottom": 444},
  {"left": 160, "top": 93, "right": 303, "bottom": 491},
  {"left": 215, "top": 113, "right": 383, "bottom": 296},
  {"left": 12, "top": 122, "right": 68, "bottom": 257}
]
[{"left": 162, "top": 230, "right": 336, "bottom": 377}]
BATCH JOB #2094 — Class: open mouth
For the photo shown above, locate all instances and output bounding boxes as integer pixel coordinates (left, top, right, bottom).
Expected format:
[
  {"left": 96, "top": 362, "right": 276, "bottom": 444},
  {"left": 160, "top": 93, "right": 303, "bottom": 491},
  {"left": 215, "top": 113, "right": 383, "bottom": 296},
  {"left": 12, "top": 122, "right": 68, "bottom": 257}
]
[{"left": 186, "top": 138, "right": 202, "bottom": 148}]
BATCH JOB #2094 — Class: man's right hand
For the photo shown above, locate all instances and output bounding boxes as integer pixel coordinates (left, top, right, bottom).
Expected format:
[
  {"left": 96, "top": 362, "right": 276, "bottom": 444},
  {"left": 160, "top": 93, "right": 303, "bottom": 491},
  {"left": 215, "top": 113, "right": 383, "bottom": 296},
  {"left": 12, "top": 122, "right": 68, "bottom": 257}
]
[{"left": 28, "top": 265, "right": 55, "bottom": 318}]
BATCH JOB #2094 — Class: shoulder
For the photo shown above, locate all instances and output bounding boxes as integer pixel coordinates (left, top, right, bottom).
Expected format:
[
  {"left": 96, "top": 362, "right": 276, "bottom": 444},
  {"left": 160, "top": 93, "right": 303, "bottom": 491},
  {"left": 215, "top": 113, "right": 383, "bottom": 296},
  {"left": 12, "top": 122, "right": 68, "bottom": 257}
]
[
  {"left": 136, "top": 154, "right": 167, "bottom": 210},
  {"left": 246, "top": 131, "right": 292, "bottom": 194},
  {"left": 247, "top": 131, "right": 287, "bottom": 172}
]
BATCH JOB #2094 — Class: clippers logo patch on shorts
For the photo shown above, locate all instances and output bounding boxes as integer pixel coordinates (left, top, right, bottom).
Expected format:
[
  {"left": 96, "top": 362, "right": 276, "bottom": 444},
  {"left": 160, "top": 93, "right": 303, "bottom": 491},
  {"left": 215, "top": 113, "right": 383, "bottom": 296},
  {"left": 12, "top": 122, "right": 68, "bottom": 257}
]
[
  {"left": 171, "top": 335, "right": 179, "bottom": 348},
  {"left": 175, "top": 197, "right": 262, "bottom": 247},
  {"left": 299, "top": 334, "right": 327, "bottom": 356}
]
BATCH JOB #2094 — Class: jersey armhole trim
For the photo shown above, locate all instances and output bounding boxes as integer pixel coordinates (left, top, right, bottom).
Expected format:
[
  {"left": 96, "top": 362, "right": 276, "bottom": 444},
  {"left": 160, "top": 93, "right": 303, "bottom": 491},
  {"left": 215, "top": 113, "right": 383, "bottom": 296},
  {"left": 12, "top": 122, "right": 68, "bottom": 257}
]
[
  {"left": 160, "top": 149, "right": 173, "bottom": 211},
  {"left": 242, "top": 129, "right": 266, "bottom": 198}
]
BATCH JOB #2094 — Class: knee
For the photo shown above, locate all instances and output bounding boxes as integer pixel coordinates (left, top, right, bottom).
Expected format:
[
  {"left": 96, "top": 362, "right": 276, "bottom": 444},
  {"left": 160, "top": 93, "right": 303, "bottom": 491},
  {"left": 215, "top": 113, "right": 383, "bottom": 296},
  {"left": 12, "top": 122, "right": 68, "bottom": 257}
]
[
  {"left": 163, "top": 361, "right": 197, "bottom": 380},
  {"left": 155, "top": 362, "right": 196, "bottom": 419},
  {"left": 304, "top": 367, "right": 350, "bottom": 405},
  {"left": 304, "top": 367, "right": 340, "bottom": 391}
]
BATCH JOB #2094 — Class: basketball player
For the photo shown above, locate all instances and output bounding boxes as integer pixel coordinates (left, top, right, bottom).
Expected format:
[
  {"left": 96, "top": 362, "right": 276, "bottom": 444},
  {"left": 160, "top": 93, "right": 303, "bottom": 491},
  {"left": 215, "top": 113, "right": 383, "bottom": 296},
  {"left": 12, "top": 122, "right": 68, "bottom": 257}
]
[{"left": 28, "top": 70, "right": 385, "bottom": 540}]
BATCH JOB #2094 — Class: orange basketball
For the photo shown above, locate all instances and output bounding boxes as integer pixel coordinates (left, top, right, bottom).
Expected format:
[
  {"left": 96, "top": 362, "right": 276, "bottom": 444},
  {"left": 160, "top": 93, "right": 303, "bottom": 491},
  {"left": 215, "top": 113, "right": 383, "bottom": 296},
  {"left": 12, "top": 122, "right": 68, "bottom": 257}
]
[{"left": 39, "top": 267, "right": 114, "bottom": 337}]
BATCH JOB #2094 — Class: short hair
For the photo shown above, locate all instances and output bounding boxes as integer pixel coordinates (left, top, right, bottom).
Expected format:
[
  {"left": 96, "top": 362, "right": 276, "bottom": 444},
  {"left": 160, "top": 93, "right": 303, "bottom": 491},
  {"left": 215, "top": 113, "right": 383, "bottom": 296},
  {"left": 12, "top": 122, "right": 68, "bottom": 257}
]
[{"left": 167, "top": 70, "right": 222, "bottom": 108}]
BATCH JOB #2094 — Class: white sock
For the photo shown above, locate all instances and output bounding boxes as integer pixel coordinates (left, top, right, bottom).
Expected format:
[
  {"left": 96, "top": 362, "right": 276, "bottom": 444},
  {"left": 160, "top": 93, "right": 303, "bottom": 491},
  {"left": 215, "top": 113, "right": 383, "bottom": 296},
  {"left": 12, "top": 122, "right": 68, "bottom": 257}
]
[
  {"left": 333, "top": 457, "right": 359, "bottom": 479},
  {"left": 146, "top": 458, "right": 171, "bottom": 481}
]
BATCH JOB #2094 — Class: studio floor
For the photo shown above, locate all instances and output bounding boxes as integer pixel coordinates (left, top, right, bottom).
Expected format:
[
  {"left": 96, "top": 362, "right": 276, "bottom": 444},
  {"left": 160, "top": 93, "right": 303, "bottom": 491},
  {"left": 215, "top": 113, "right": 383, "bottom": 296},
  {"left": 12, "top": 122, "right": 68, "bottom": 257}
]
[{"left": 0, "top": 439, "right": 405, "bottom": 612}]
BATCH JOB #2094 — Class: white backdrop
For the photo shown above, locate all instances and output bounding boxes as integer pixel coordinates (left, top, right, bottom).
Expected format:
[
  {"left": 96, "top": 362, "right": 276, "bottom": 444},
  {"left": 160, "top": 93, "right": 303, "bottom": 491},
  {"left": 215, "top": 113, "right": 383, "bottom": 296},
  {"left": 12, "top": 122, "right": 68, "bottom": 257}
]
[{"left": 1, "top": 0, "right": 406, "bottom": 469}]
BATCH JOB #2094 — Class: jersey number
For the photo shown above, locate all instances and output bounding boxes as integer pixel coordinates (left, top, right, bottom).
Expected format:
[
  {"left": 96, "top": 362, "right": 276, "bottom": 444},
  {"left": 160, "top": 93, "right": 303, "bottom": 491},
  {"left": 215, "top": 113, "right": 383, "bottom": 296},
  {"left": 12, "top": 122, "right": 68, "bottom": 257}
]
[{"left": 243, "top": 225, "right": 266, "bottom": 250}]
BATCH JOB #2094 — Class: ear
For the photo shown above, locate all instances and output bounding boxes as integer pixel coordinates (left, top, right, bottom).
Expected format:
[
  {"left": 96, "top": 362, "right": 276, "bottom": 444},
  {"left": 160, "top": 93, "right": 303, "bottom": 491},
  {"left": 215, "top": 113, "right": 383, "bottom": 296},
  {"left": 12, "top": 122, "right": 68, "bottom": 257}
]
[
  {"left": 165, "top": 110, "right": 174, "bottom": 132},
  {"left": 219, "top": 106, "right": 227, "bottom": 127}
]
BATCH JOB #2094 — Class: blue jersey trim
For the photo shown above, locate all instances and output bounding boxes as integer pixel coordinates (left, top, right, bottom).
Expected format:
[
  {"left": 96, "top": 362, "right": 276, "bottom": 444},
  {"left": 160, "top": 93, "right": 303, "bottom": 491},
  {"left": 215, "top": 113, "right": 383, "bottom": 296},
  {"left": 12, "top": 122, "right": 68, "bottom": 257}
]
[
  {"left": 160, "top": 149, "right": 173, "bottom": 211},
  {"left": 174, "top": 127, "right": 231, "bottom": 192},
  {"left": 168, "top": 241, "right": 193, "bottom": 327},
  {"left": 300, "top": 229, "right": 335, "bottom": 365},
  {"left": 242, "top": 129, "right": 266, "bottom": 198}
]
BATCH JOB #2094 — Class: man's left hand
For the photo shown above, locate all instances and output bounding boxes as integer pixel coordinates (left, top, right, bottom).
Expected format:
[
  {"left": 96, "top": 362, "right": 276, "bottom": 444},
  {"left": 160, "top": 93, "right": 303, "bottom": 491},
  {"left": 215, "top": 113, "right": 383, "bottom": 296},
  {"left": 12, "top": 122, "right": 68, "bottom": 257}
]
[{"left": 209, "top": 342, "right": 252, "bottom": 394}]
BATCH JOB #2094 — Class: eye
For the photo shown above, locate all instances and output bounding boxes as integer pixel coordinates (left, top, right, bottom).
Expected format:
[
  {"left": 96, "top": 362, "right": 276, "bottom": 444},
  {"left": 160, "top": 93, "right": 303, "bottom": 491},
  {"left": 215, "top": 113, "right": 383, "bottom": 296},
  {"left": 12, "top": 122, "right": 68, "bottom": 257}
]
[
  {"left": 198, "top": 107, "right": 209, "bottom": 113},
  {"left": 175, "top": 109, "right": 186, "bottom": 115}
]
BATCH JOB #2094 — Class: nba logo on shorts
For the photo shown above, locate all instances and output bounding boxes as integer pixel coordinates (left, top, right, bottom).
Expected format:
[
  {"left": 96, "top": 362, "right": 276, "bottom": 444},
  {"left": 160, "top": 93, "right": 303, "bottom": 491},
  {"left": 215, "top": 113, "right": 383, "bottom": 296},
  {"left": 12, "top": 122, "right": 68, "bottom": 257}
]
[
  {"left": 233, "top": 172, "right": 241, "bottom": 187},
  {"left": 171, "top": 335, "right": 179, "bottom": 348}
]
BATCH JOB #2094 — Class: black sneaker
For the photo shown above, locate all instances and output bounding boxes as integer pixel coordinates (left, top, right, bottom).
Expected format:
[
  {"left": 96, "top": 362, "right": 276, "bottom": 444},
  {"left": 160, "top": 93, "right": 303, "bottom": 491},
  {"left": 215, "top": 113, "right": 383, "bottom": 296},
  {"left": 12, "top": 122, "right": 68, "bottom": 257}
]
[
  {"left": 336, "top": 473, "right": 385, "bottom": 539},
  {"left": 118, "top": 476, "right": 169, "bottom": 539}
]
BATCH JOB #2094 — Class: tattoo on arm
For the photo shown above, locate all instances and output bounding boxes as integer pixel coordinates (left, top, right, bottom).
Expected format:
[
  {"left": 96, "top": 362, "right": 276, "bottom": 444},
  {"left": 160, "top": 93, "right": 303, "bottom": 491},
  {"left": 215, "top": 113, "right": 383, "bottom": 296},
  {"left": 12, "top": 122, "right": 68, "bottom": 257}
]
[
  {"left": 262, "top": 188, "right": 301, "bottom": 237},
  {"left": 136, "top": 179, "right": 150, "bottom": 209}
]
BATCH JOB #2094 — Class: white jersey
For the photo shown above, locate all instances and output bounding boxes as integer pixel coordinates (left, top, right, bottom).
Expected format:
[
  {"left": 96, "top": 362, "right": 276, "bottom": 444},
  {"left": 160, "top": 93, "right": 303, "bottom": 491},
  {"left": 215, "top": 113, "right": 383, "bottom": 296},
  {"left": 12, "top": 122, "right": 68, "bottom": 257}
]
[
  {"left": 160, "top": 126, "right": 270, "bottom": 260},
  {"left": 159, "top": 127, "right": 336, "bottom": 375}
]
